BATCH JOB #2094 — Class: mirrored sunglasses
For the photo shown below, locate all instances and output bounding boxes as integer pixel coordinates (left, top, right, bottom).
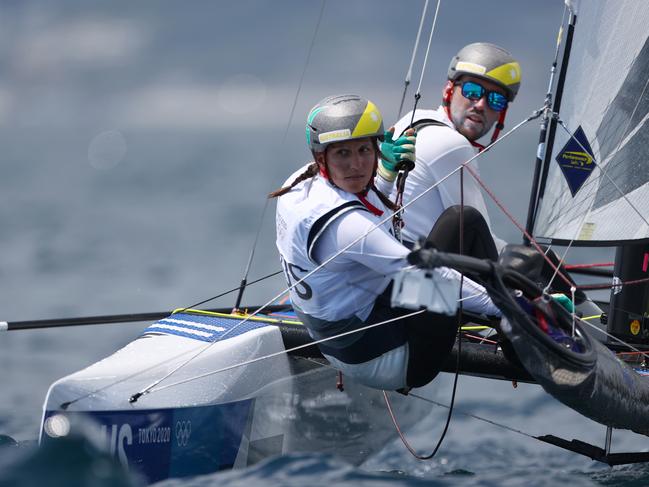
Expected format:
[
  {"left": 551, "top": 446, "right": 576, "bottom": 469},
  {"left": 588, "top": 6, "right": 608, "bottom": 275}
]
[{"left": 458, "top": 81, "right": 508, "bottom": 112}]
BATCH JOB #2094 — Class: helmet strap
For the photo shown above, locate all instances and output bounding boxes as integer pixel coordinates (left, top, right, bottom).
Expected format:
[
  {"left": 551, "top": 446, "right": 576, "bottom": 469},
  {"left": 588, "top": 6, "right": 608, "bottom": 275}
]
[
  {"left": 442, "top": 80, "right": 454, "bottom": 127},
  {"left": 315, "top": 155, "right": 337, "bottom": 187},
  {"left": 318, "top": 162, "right": 330, "bottom": 181},
  {"left": 442, "top": 80, "right": 454, "bottom": 107},
  {"left": 490, "top": 107, "right": 507, "bottom": 144},
  {"left": 444, "top": 81, "right": 485, "bottom": 151}
]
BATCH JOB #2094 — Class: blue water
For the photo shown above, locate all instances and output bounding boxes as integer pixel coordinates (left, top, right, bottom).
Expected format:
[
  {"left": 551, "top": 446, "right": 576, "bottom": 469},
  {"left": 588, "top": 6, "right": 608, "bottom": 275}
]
[{"left": 0, "top": 2, "right": 633, "bottom": 484}]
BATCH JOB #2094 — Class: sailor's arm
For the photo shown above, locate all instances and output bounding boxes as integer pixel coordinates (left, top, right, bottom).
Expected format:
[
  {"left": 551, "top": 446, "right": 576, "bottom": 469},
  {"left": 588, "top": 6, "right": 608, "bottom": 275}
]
[
  {"left": 312, "top": 210, "right": 408, "bottom": 275},
  {"left": 421, "top": 139, "right": 506, "bottom": 252},
  {"left": 313, "top": 210, "right": 500, "bottom": 316}
]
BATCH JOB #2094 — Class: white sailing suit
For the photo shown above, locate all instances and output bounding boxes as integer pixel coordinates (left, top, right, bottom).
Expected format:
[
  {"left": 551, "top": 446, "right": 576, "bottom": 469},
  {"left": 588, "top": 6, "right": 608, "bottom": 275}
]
[
  {"left": 275, "top": 164, "right": 499, "bottom": 389},
  {"left": 383, "top": 106, "right": 506, "bottom": 251}
]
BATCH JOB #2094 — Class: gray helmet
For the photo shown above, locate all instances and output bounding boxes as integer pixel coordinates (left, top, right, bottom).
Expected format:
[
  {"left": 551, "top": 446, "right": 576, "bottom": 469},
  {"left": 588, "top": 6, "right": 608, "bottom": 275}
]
[
  {"left": 306, "top": 94, "right": 384, "bottom": 153},
  {"left": 448, "top": 42, "right": 521, "bottom": 101}
]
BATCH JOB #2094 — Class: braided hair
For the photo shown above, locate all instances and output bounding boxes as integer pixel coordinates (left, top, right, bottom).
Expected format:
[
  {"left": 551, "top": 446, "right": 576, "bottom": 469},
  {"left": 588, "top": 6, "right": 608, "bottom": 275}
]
[{"left": 267, "top": 162, "right": 319, "bottom": 199}]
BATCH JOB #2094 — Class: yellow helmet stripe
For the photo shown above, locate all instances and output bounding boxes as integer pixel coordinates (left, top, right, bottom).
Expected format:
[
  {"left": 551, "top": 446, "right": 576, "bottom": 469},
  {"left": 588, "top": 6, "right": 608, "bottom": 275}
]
[
  {"left": 486, "top": 62, "right": 521, "bottom": 86},
  {"left": 351, "top": 100, "right": 382, "bottom": 138}
]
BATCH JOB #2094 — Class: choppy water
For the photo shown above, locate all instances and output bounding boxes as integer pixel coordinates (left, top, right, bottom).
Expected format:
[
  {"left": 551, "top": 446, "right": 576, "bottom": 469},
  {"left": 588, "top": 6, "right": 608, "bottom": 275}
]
[
  {"left": 0, "top": 125, "right": 644, "bottom": 486},
  {"left": 1, "top": 1, "right": 640, "bottom": 484}
]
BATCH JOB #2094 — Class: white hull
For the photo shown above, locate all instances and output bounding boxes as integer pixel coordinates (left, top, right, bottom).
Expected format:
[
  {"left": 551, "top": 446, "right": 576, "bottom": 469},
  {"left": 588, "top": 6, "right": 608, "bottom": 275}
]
[{"left": 40, "top": 312, "right": 428, "bottom": 483}]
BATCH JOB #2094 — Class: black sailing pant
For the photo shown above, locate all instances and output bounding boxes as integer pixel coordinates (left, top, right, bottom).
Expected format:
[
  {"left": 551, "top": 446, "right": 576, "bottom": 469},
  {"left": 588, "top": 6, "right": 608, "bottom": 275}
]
[
  {"left": 402, "top": 205, "right": 498, "bottom": 387},
  {"left": 424, "top": 204, "right": 498, "bottom": 260},
  {"left": 310, "top": 205, "right": 499, "bottom": 389}
]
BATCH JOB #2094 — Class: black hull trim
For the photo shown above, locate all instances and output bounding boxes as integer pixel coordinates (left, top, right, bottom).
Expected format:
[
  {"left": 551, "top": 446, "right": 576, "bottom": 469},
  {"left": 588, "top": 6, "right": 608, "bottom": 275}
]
[{"left": 278, "top": 321, "right": 533, "bottom": 383}]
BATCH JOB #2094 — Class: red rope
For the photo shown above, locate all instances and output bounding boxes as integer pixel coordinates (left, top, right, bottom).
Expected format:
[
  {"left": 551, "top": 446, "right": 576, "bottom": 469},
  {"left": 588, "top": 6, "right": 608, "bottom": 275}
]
[
  {"left": 462, "top": 333, "right": 498, "bottom": 345},
  {"left": 564, "top": 262, "right": 614, "bottom": 270},
  {"left": 383, "top": 391, "right": 430, "bottom": 459},
  {"left": 462, "top": 164, "right": 574, "bottom": 289},
  {"left": 579, "top": 276, "right": 649, "bottom": 291},
  {"left": 462, "top": 160, "right": 649, "bottom": 295}
]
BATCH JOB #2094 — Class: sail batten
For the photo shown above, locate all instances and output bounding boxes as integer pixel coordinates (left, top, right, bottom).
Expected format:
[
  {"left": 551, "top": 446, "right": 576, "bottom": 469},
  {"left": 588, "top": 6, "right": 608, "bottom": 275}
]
[{"left": 534, "top": 0, "right": 649, "bottom": 244}]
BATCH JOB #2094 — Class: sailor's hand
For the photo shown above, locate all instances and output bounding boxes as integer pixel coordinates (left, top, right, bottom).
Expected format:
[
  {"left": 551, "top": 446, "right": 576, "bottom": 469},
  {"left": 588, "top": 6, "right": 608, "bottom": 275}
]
[
  {"left": 378, "top": 128, "right": 417, "bottom": 182},
  {"left": 406, "top": 244, "right": 437, "bottom": 268},
  {"left": 550, "top": 293, "right": 575, "bottom": 312}
]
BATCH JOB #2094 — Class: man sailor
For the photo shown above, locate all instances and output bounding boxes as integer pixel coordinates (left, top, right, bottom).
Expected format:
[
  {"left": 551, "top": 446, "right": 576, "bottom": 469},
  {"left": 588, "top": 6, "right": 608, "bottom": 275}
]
[
  {"left": 377, "top": 42, "right": 521, "bottom": 258},
  {"left": 379, "top": 43, "right": 599, "bottom": 312}
]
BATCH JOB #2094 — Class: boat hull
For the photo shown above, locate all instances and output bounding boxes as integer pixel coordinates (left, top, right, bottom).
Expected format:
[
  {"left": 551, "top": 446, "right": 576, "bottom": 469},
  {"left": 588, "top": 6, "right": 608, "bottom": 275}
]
[
  {"left": 498, "top": 297, "right": 649, "bottom": 436},
  {"left": 40, "top": 311, "right": 428, "bottom": 483}
]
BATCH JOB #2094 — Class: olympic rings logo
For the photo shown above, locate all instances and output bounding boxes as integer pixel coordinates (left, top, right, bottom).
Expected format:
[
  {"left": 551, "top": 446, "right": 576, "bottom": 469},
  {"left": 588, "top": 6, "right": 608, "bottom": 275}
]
[{"left": 175, "top": 420, "right": 192, "bottom": 447}]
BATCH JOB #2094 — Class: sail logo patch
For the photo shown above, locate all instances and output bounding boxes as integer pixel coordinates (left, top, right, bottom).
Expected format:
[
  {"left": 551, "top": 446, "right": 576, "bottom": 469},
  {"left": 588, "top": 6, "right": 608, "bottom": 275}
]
[{"left": 555, "top": 125, "right": 597, "bottom": 196}]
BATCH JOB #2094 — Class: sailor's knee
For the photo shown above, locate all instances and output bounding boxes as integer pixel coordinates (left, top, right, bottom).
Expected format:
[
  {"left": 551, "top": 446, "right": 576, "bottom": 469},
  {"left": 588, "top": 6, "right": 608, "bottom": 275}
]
[{"left": 441, "top": 206, "right": 488, "bottom": 234}]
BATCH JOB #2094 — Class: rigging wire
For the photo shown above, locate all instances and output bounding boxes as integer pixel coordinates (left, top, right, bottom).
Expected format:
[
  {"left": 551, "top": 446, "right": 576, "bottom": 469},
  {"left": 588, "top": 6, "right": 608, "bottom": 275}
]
[
  {"left": 175, "top": 270, "right": 283, "bottom": 313},
  {"left": 574, "top": 314, "right": 649, "bottom": 362},
  {"left": 396, "top": 0, "right": 430, "bottom": 119},
  {"left": 140, "top": 310, "right": 427, "bottom": 396},
  {"left": 385, "top": 165, "right": 467, "bottom": 461},
  {"left": 124, "top": 109, "right": 541, "bottom": 402},
  {"left": 413, "top": 0, "right": 441, "bottom": 104},
  {"left": 300, "top": 354, "right": 540, "bottom": 451},
  {"left": 231, "top": 0, "right": 327, "bottom": 311},
  {"left": 280, "top": 0, "right": 326, "bottom": 147},
  {"left": 66, "top": 266, "right": 506, "bottom": 409},
  {"left": 140, "top": 260, "right": 518, "bottom": 398},
  {"left": 524, "top": 3, "right": 569, "bottom": 242},
  {"left": 450, "top": 112, "right": 577, "bottom": 292},
  {"left": 233, "top": 205, "right": 270, "bottom": 311},
  {"left": 56, "top": 109, "right": 538, "bottom": 407},
  {"left": 408, "top": 392, "right": 538, "bottom": 440},
  {"left": 394, "top": 0, "right": 441, "bottom": 239},
  {"left": 564, "top": 262, "right": 614, "bottom": 270},
  {"left": 387, "top": 170, "right": 467, "bottom": 462}
]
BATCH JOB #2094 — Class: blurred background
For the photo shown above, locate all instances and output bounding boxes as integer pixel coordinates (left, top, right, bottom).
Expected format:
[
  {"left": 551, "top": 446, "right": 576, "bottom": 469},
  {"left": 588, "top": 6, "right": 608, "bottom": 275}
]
[{"left": 0, "top": 0, "right": 571, "bottom": 441}]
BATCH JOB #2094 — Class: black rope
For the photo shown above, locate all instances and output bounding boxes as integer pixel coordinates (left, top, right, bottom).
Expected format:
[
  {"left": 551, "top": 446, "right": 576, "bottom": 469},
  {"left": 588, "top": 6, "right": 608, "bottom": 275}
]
[
  {"left": 5, "top": 270, "right": 284, "bottom": 331},
  {"left": 175, "top": 270, "right": 283, "bottom": 313}
]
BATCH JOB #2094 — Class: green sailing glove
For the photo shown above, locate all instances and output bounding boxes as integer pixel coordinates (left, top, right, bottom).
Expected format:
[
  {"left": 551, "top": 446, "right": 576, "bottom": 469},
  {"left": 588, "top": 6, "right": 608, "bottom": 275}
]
[
  {"left": 378, "top": 129, "right": 417, "bottom": 182},
  {"left": 551, "top": 293, "right": 575, "bottom": 313}
]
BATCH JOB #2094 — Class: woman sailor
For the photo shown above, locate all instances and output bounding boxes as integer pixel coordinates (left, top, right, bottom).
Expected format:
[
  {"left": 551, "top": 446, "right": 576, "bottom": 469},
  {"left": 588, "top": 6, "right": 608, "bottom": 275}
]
[{"left": 271, "top": 94, "right": 499, "bottom": 391}]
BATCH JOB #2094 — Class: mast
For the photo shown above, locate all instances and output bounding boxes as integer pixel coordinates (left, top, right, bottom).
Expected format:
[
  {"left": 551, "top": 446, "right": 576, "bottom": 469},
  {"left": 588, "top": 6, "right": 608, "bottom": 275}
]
[{"left": 523, "top": 5, "right": 577, "bottom": 244}]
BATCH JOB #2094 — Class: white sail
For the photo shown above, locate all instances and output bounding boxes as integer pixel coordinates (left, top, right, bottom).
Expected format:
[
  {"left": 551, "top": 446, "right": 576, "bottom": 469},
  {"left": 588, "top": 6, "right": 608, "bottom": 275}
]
[{"left": 533, "top": 0, "right": 649, "bottom": 243}]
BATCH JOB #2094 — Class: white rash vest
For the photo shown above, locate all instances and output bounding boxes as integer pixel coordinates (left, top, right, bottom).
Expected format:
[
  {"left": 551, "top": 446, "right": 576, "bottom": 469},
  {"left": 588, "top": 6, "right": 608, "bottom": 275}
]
[
  {"left": 379, "top": 106, "right": 506, "bottom": 251},
  {"left": 275, "top": 164, "right": 500, "bottom": 323},
  {"left": 275, "top": 164, "right": 500, "bottom": 389},
  {"left": 275, "top": 165, "right": 403, "bottom": 323}
]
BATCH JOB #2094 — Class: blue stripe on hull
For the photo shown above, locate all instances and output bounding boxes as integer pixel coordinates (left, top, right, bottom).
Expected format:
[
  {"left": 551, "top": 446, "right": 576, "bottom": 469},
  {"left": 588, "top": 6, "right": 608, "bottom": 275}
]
[
  {"left": 42, "top": 399, "right": 255, "bottom": 483},
  {"left": 142, "top": 312, "right": 272, "bottom": 342}
]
